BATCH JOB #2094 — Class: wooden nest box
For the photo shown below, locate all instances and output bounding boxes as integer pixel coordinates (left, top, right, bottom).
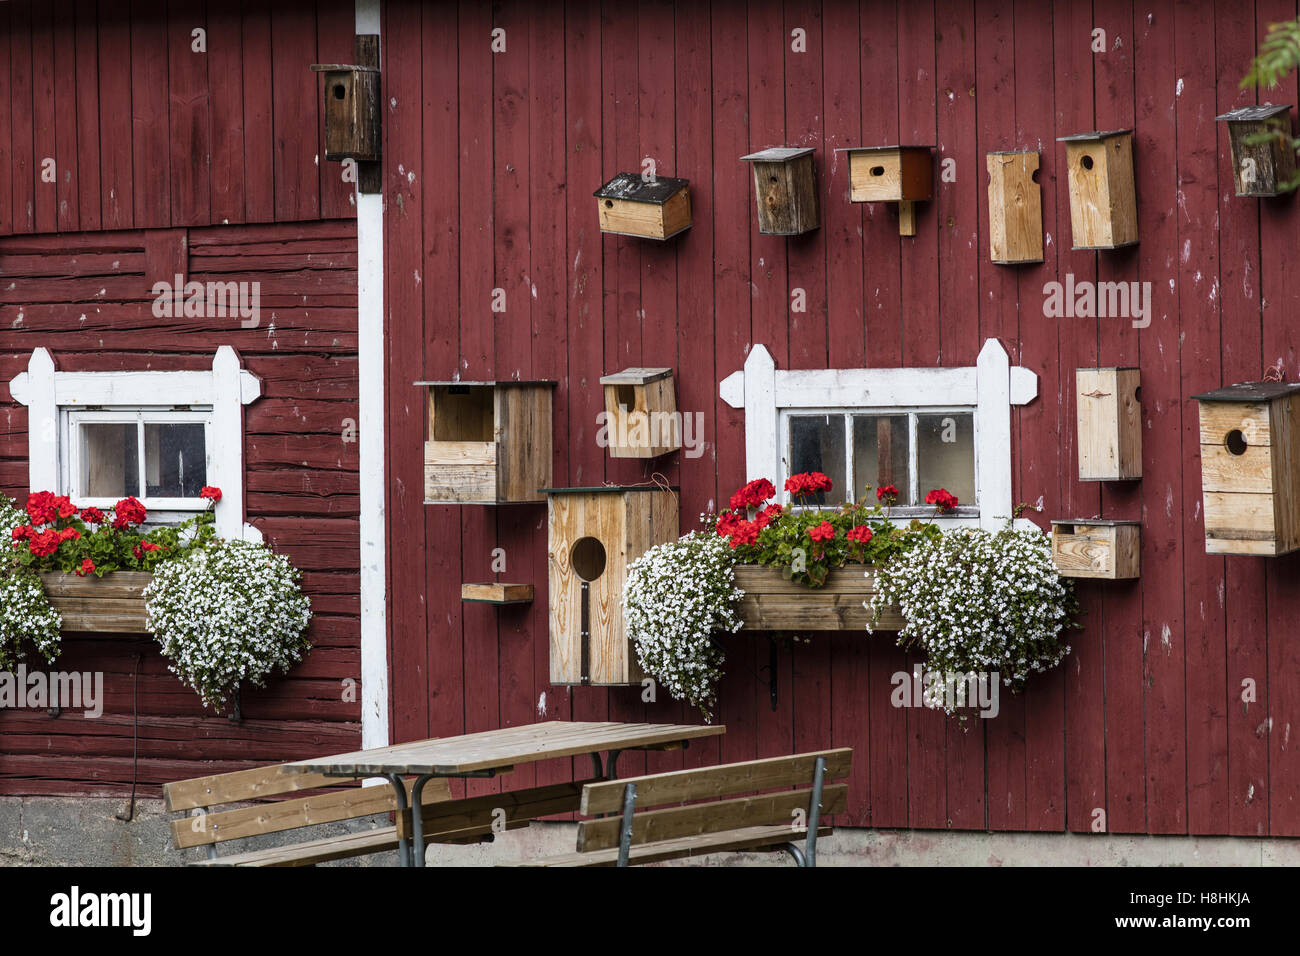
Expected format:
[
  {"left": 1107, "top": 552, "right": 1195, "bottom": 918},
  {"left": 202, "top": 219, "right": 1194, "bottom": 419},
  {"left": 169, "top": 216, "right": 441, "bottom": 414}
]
[
  {"left": 1076, "top": 367, "right": 1142, "bottom": 481},
  {"left": 1057, "top": 130, "right": 1138, "bottom": 250},
  {"left": 739, "top": 147, "right": 818, "bottom": 235},
  {"left": 417, "top": 380, "right": 555, "bottom": 505},
  {"left": 842, "top": 146, "right": 933, "bottom": 236},
  {"left": 310, "top": 36, "right": 381, "bottom": 163},
  {"left": 1051, "top": 521, "right": 1141, "bottom": 579},
  {"left": 544, "top": 486, "right": 678, "bottom": 686},
  {"left": 594, "top": 173, "right": 692, "bottom": 240},
  {"left": 1215, "top": 105, "right": 1296, "bottom": 198},
  {"left": 1193, "top": 381, "right": 1300, "bottom": 556},
  {"left": 986, "top": 151, "right": 1044, "bottom": 264},
  {"left": 599, "top": 367, "right": 680, "bottom": 458}
]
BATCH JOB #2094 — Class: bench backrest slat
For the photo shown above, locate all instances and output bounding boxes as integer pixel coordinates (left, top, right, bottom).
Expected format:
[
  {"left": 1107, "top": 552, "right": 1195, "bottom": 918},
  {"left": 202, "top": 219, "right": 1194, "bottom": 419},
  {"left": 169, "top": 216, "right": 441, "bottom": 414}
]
[
  {"left": 579, "top": 748, "right": 851, "bottom": 816},
  {"left": 164, "top": 764, "right": 342, "bottom": 811},
  {"left": 576, "top": 783, "right": 848, "bottom": 852}
]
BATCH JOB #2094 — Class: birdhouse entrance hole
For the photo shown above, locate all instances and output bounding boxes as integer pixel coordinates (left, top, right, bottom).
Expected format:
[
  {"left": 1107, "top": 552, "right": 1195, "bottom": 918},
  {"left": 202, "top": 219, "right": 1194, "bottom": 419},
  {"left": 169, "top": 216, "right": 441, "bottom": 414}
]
[
  {"left": 1225, "top": 429, "right": 1248, "bottom": 456},
  {"left": 333, "top": 83, "right": 346, "bottom": 99},
  {"left": 870, "top": 165, "right": 885, "bottom": 176},
  {"left": 430, "top": 385, "right": 494, "bottom": 442},
  {"left": 571, "top": 536, "right": 606, "bottom": 582},
  {"left": 1081, "top": 154, "right": 1094, "bottom": 170},
  {"left": 614, "top": 384, "right": 637, "bottom": 410}
]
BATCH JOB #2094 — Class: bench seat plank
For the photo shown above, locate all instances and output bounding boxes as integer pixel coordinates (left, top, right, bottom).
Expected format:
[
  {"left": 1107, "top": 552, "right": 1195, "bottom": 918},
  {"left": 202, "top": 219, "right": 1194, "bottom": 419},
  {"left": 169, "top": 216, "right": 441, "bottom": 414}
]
[{"left": 508, "top": 825, "right": 834, "bottom": 868}]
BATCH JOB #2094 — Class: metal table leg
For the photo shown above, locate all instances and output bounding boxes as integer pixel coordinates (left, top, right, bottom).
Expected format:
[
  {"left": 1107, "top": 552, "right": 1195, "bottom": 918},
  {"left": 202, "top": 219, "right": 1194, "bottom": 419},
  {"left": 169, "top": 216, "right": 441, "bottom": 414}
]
[
  {"left": 410, "top": 773, "right": 435, "bottom": 868},
  {"left": 387, "top": 774, "right": 411, "bottom": 867}
]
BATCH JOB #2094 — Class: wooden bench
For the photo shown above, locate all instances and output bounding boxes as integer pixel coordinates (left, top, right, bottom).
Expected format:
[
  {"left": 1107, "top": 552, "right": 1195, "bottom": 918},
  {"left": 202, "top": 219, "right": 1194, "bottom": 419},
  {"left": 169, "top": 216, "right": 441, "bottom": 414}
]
[
  {"left": 165, "top": 760, "right": 595, "bottom": 867},
  {"left": 510, "top": 748, "right": 851, "bottom": 867}
]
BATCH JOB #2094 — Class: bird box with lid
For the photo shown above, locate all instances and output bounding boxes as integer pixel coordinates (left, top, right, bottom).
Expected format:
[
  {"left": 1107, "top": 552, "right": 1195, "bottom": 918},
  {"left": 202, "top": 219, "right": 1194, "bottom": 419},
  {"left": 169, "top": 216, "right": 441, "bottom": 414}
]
[
  {"left": 544, "top": 486, "right": 678, "bottom": 686},
  {"left": 1216, "top": 105, "right": 1296, "bottom": 198},
  {"left": 417, "top": 380, "right": 556, "bottom": 504},
  {"left": 740, "top": 147, "right": 818, "bottom": 235},
  {"left": 310, "top": 36, "right": 381, "bottom": 163},
  {"left": 599, "top": 367, "right": 680, "bottom": 458},
  {"left": 1057, "top": 130, "right": 1138, "bottom": 250},
  {"left": 842, "top": 145, "right": 933, "bottom": 236},
  {"left": 986, "top": 151, "right": 1044, "bottom": 264},
  {"left": 1193, "top": 381, "right": 1300, "bottom": 556},
  {"left": 1051, "top": 520, "right": 1141, "bottom": 579},
  {"left": 1076, "top": 367, "right": 1142, "bottom": 481},
  {"left": 594, "top": 173, "right": 692, "bottom": 240}
]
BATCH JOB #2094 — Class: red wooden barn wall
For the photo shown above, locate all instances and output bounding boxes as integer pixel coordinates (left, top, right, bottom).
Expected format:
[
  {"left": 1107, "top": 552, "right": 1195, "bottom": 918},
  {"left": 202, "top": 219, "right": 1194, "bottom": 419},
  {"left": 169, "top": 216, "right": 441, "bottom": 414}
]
[
  {"left": 382, "top": 0, "right": 1300, "bottom": 836},
  {"left": 0, "top": 0, "right": 362, "bottom": 796}
]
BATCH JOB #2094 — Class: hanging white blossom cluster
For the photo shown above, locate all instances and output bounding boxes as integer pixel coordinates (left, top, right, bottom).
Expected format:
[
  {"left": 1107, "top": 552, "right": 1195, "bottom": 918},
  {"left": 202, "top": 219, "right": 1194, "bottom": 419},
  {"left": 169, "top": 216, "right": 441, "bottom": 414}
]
[
  {"left": 144, "top": 538, "right": 312, "bottom": 711},
  {"left": 868, "top": 526, "right": 1077, "bottom": 716},
  {"left": 0, "top": 496, "right": 62, "bottom": 669},
  {"left": 623, "top": 531, "right": 745, "bottom": 721}
]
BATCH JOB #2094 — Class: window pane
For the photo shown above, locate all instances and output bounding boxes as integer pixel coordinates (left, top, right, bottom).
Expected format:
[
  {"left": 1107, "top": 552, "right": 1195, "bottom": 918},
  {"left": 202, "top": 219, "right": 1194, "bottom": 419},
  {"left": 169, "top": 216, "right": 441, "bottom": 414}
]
[
  {"left": 788, "top": 415, "right": 846, "bottom": 505},
  {"left": 852, "top": 415, "right": 910, "bottom": 504},
  {"left": 917, "top": 412, "right": 975, "bottom": 505},
  {"left": 144, "top": 423, "right": 207, "bottom": 498},
  {"left": 81, "top": 423, "right": 139, "bottom": 498}
]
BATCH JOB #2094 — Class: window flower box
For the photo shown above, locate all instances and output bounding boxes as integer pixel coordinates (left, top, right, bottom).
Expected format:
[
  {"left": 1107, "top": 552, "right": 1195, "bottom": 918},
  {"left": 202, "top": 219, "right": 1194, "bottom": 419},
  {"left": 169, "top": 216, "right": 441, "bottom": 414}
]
[
  {"left": 39, "top": 571, "right": 152, "bottom": 634},
  {"left": 732, "top": 564, "right": 904, "bottom": 632}
]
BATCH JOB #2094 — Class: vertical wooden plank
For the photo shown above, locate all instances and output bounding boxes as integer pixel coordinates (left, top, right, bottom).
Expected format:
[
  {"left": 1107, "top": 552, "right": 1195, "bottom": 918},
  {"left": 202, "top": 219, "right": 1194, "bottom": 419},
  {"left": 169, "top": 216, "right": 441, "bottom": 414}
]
[
  {"left": 10, "top": 1, "right": 35, "bottom": 235},
  {"left": 859, "top": 0, "right": 900, "bottom": 369},
  {"left": 168, "top": 0, "right": 211, "bottom": 227},
  {"left": 53, "top": 3, "right": 80, "bottom": 232},
  {"left": 207, "top": 2, "right": 245, "bottom": 224},
  {"left": 241, "top": 0, "right": 274, "bottom": 223},
  {"left": 0, "top": 2, "right": 10, "bottom": 236},
  {"left": 131, "top": 0, "right": 171, "bottom": 228},
  {"left": 317, "top": 0, "right": 358, "bottom": 220},
  {"left": 31, "top": 0, "right": 56, "bottom": 234},
  {"left": 270, "top": 0, "right": 320, "bottom": 222},
  {"left": 73, "top": 0, "right": 101, "bottom": 232},
  {"left": 98, "top": 0, "right": 133, "bottom": 230}
]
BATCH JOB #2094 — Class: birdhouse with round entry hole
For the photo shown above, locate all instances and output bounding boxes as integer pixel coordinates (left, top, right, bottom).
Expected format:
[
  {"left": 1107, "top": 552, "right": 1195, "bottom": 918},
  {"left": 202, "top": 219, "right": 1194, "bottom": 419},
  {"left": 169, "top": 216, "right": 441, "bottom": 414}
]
[
  {"left": 594, "top": 173, "right": 692, "bottom": 240},
  {"left": 1057, "top": 130, "right": 1138, "bottom": 250},
  {"left": 310, "top": 54, "right": 380, "bottom": 162},
  {"left": 842, "top": 145, "right": 933, "bottom": 236},
  {"left": 740, "top": 147, "right": 818, "bottom": 235},
  {"left": 1193, "top": 381, "right": 1300, "bottom": 556},
  {"left": 544, "top": 486, "right": 678, "bottom": 686},
  {"left": 1215, "top": 105, "right": 1296, "bottom": 198}
]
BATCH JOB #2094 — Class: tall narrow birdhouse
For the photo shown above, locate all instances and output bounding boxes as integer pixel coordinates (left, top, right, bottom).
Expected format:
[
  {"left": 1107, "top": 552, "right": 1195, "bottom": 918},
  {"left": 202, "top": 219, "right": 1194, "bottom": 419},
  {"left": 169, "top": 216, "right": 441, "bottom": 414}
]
[
  {"left": 842, "top": 146, "right": 933, "bottom": 236},
  {"left": 310, "top": 36, "right": 381, "bottom": 163},
  {"left": 545, "top": 486, "right": 678, "bottom": 686},
  {"left": 1215, "top": 105, "right": 1296, "bottom": 198},
  {"left": 1076, "top": 367, "right": 1142, "bottom": 481},
  {"left": 599, "top": 368, "right": 680, "bottom": 458},
  {"left": 986, "top": 151, "right": 1043, "bottom": 264},
  {"left": 1051, "top": 520, "right": 1141, "bottom": 579},
  {"left": 740, "top": 147, "right": 818, "bottom": 235},
  {"left": 1192, "top": 381, "right": 1300, "bottom": 556},
  {"left": 417, "top": 380, "right": 555, "bottom": 505},
  {"left": 594, "top": 173, "right": 692, "bottom": 240},
  {"left": 1057, "top": 130, "right": 1138, "bottom": 249}
]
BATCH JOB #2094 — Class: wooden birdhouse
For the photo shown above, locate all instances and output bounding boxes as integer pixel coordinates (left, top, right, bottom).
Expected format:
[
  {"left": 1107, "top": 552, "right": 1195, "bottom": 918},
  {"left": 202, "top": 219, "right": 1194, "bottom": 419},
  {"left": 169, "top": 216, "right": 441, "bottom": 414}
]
[
  {"left": 740, "top": 147, "right": 818, "bottom": 235},
  {"left": 1193, "top": 381, "right": 1300, "bottom": 556},
  {"left": 1076, "top": 367, "right": 1142, "bottom": 481},
  {"left": 986, "top": 151, "right": 1043, "bottom": 264},
  {"left": 1057, "top": 130, "right": 1138, "bottom": 249},
  {"left": 1051, "top": 520, "right": 1141, "bottom": 580},
  {"left": 417, "top": 380, "right": 556, "bottom": 505},
  {"left": 310, "top": 36, "right": 380, "bottom": 163},
  {"left": 1215, "top": 105, "right": 1296, "bottom": 198},
  {"left": 842, "top": 146, "right": 933, "bottom": 236},
  {"left": 594, "top": 173, "right": 692, "bottom": 240},
  {"left": 599, "top": 367, "right": 680, "bottom": 458},
  {"left": 545, "top": 486, "right": 678, "bottom": 686}
]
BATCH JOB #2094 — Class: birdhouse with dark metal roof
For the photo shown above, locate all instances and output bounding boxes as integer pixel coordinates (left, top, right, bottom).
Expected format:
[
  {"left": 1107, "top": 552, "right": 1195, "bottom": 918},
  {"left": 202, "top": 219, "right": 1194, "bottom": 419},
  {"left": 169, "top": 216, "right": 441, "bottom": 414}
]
[
  {"left": 740, "top": 147, "right": 818, "bottom": 235},
  {"left": 599, "top": 367, "right": 681, "bottom": 458},
  {"left": 1216, "top": 104, "right": 1296, "bottom": 198},
  {"left": 1057, "top": 130, "right": 1138, "bottom": 250},
  {"left": 310, "top": 36, "right": 381, "bottom": 163},
  {"left": 1192, "top": 380, "right": 1300, "bottom": 556},
  {"left": 841, "top": 146, "right": 933, "bottom": 236},
  {"left": 594, "top": 173, "right": 692, "bottom": 240}
]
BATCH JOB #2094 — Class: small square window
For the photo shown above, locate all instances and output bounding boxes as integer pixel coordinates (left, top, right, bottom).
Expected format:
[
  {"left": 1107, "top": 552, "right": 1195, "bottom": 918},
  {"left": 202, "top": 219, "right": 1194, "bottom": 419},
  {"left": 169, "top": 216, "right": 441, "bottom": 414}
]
[{"left": 66, "top": 410, "right": 211, "bottom": 513}]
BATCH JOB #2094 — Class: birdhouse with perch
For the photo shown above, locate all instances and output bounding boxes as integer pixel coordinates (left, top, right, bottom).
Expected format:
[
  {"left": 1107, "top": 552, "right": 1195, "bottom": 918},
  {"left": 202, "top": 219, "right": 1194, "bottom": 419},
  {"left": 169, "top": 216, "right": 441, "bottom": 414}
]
[
  {"left": 599, "top": 367, "right": 681, "bottom": 458},
  {"left": 740, "top": 147, "right": 819, "bottom": 235},
  {"left": 594, "top": 173, "right": 692, "bottom": 240},
  {"left": 1216, "top": 105, "right": 1296, "bottom": 198},
  {"left": 986, "top": 151, "right": 1043, "bottom": 264},
  {"left": 842, "top": 146, "right": 933, "bottom": 236},
  {"left": 310, "top": 36, "right": 381, "bottom": 163},
  {"left": 417, "top": 380, "right": 555, "bottom": 505},
  {"left": 1057, "top": 130, "right": 1138, "bottom": 250},
  {"left": 544, "top": 486, "right": 678, "bottom": 686},
  {"left": 1193, "top": 381, "right": 1300, "bottom": 556},
  {"left": 1076, "top": 367, "right": 1142, "bottom": 481}
]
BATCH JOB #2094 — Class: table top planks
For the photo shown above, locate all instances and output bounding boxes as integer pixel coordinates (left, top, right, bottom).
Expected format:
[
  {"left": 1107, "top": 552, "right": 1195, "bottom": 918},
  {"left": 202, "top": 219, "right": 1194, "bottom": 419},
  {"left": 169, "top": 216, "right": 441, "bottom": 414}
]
[{"left": 283, "top": 721, "right": 726, "bottom": 777}]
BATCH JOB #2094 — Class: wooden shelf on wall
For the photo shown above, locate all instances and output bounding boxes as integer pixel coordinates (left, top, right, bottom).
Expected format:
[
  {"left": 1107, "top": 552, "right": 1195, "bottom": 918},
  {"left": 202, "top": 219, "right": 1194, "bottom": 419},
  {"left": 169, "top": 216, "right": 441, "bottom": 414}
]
[{"left": 460, "top": 583, "right": 534, "bottom": 605}]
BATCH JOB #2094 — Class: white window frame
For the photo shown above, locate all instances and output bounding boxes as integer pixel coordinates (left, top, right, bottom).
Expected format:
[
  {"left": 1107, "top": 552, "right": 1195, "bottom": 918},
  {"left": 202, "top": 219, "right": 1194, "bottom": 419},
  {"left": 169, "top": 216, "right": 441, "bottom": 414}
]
[
  {"left": 719, "top": 338, "right": 1039, "bottom": 530},
  {"left": 8, "top": 346, "right": 263, "bottom": 541}
]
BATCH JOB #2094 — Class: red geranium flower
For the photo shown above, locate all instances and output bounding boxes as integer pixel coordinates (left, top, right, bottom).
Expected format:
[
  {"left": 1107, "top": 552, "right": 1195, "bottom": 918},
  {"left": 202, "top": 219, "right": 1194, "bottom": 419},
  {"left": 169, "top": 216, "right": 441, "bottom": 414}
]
[
  {"left": 76, "top": 558, "right": 96, "bottom": 577},
  {"left": 131, "top": 540, "right": 163, "bottom": 561},
  {"left": 201, "top": 486, "right": 223, "bottom": 504},
  {"left": 728, "top": 520, "right": 761, "bottom": 548},
  {"left": 112, "top": 496, "right": 147, "bottom": 529},
  {"left": 847, "top": 525, "right": 873, "bottom": 544},
  {"left": 25, "top": 490, "right": 59, "bottom": 525},
  {"left": 11, "top": 524, "right": 34, "bottom": 542},
  {"left": 80, "top": 506, "right": 106, "bottom": 524},
  {"left": 785, "top": 472, "right": 833, "bottom": 498},
  {"left": 728, "top": 478, "right": 775, "bottom": 512},
  {"left": 56, "top": 496, "right": 76, "bottom": 519},
  {"left": 754, "top": 503, "right": 783, "bottom": 530},
  {"left": 875, "top": 484, "right": 900, "bottom": 503},
  {"left": 715, "top": 511, "right": 743, "bottom": 538},
  {"left": 808, "top": 521, "right": 835, "bottom": 543},
  {"left": 925, "top": 488, "right": 959, "bottom": 512},
  {"left": 58, "top": 527, "right": 81, "bottom": 542},
  {"left": 28, "top": 529, "right": 62, "bottom": 557}
]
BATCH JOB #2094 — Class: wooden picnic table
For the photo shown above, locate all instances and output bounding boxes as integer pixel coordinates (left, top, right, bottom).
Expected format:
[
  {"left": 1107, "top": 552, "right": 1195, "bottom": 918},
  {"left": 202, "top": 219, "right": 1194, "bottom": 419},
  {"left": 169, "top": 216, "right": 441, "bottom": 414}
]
[{"left": 283, "top": 720, "right": 726, "bottom": 867}]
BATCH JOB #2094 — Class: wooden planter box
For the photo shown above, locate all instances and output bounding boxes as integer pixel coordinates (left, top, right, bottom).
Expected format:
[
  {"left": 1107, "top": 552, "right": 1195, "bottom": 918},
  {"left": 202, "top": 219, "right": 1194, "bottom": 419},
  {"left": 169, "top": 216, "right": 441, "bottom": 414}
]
[
  {"left": 732, "top": 564, "right": 905, "bottom": 632},
  {"left": 40, "top": 572, "right": 152, "bottom": 634}
]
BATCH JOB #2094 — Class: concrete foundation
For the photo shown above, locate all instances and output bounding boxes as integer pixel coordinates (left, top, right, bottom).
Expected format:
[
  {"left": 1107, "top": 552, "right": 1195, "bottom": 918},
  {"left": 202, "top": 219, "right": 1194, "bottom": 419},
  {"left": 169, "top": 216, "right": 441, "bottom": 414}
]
[{"left": 4, "top": 795, "right": 1300, "bottom": 867}]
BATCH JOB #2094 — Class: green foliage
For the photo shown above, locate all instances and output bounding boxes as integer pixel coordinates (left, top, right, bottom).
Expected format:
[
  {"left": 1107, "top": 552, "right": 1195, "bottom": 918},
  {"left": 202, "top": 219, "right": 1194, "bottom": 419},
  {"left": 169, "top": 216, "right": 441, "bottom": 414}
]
[{"left": 1243, "top": 19, "right": 1300, "bottom": 90}]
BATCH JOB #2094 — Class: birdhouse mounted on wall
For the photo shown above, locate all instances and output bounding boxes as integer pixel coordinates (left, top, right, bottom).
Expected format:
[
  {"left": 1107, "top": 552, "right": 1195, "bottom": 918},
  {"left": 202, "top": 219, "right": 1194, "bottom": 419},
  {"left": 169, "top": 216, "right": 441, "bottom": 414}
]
[
  {"left": 1057, "top": 130, "right": 1138, "bottom": 250},
  {"left": 1193, "top": 381, "right": 1300, "bottom": 556},
  {"left": 986, "top": 151, "right": 1043, "bottom": 264},
  {"left": 1216, "top": 104, "right": 1296, "bottom": 198},
  {"left": 1076, "top": 367, "right": 1142, "bottom": 481},
  {"left": 739, "top": 147, "right": 818, "bottom": 235},
  {"left": 842, "top": 146, "right": 933, "bottom": 236},
  {"left": 594, "top": 173, "right": 692, "bottom": 240},
  {"left": 599, "top": 367, "right": 681, "bottom": 458},
  {"left": 1051, "top": 520, "right": 1141, "bottom": 580},
  {"left": 545, "top": 486, "right": 678, "bottom": 686},
  {"left": 417, "top": 380, "right": 555, "bottom": 505},
  {"left": 311, "top": 36, "right": 380, "bottom": 159}
]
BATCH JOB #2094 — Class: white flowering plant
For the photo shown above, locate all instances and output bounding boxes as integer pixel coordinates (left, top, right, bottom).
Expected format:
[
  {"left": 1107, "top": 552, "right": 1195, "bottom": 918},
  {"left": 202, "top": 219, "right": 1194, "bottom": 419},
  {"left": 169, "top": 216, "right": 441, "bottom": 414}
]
[
  {"left": 144, "top": 538, "right": 312, "bottom": 712},
  {"left": 868, "top": 522, "right": 1079, "bottom": 716},
  {"left": 1, "top": 496, "right": 62, "bottom": 669},
  {"left": 623, "top": 531, "right": 745, "bottom": 721}
]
